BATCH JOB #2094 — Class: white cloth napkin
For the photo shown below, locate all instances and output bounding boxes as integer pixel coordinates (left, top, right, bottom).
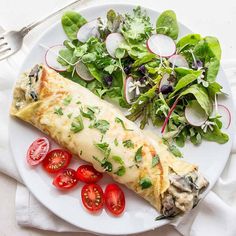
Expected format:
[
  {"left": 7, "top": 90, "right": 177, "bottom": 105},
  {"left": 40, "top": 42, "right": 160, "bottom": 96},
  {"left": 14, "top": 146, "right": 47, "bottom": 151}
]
[{"left": 1, "top": 16, "right": 236, "bottom": 236}]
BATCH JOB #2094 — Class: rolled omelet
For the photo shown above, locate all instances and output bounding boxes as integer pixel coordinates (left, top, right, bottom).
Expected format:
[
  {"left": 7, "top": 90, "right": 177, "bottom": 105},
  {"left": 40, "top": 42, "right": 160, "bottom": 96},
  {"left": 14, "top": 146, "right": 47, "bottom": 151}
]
[{"left": 10, "top": 64, "right": 208, "bottom": 218}]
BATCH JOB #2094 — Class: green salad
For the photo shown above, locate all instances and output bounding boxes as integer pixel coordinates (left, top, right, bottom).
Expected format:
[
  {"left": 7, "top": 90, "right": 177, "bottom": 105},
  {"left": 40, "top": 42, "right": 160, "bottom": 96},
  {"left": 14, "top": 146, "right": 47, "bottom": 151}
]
[{"left": 48, "top": 6, "right": 229, "bottom": 148}]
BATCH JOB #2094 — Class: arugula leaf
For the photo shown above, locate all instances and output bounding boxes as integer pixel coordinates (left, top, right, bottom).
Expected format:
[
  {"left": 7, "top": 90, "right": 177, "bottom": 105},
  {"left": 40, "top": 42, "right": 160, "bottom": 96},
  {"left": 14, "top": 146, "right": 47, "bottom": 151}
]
[
  {"left": 114, "top": 166, "right": 126, "bottom": 176},
  {"left": 91, "top": 120, "right": 110, "bottom": 134},
  {"left": 156, "top": 10, "right": 179, "bottom": 40},
  {"left": 179, "top": 84, "right": 212, "bottom": 115},
  {"left": 61, "top": 11, "right": 87, "bottom": 40},
  {"left": 112, "top": 156, "right": 124, "bottom": 165},
  {"left": 115, "top": 117, "right": 133, "bottom": 131},
  {"left": 54, "top": 107, "right": 63, "bottom": 116},
  {"left": 152, "top": 155, "right": 159, "bottom": 167},
  {"left": 135, "top": 146, "right": 143, "bottom": 162},
  {"left": 122, "top": 139, "right": 134, "bottom": 149},
  {"left": 174, "top": 67, "right": 202, "bottom": 78},
  {"left": 70, "top": 115, "right": 84, "bottom": 133},
  {"left": 139, "top": 177, "right": 152, "bottom": 189},
  {"left": 205, "top": 57, "right": 220, "bottom": 82}
]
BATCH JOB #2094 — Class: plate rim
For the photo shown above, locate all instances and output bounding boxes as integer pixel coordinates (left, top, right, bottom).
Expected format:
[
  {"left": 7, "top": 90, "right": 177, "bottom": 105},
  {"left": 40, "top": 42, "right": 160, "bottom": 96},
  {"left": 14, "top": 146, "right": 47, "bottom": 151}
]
[{"left": 9, "top": 2, "right": 235, "bottom": 235}]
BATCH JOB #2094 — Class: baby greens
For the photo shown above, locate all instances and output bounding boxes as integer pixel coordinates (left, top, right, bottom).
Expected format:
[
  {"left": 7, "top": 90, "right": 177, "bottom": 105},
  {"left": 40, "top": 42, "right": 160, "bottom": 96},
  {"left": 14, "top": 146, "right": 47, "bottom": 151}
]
[{"left": 58, "top": 7, "right": 228, "bottom": 148}]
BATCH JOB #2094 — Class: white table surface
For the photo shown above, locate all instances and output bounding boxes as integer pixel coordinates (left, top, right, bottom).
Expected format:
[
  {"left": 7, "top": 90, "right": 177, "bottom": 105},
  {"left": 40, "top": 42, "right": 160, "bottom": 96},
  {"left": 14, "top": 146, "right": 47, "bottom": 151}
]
[{"left": 0, "top": 0, "right": 236, "bottom": 235}]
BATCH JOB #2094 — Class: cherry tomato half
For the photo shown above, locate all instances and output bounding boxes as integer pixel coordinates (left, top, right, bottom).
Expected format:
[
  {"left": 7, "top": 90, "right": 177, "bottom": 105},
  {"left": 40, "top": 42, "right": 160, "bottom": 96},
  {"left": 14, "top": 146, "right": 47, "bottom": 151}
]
[
  {"left": 53, "top": 168, "right": 78, "bottom": 190},
  {"left": 76, "top": 165, "right": 103, "bottom": 184},
  {"left": 42, "top": 149, "right": 72, "bottom": 174},
  {"left": 81, "top": 184, "right": 104, "bottom": 212},
  {"left": 27, "top": 137, "right": 50, "bottom": 166},
  {"left": 104, "top": 184, "right": 125, "bottom": 216}
]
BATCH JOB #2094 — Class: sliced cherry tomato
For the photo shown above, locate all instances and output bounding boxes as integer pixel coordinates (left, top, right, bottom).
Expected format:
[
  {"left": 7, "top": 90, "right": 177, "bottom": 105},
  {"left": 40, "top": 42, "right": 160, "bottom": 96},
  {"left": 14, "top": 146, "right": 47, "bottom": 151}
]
[
  {"left": 76, "top": 165, "right": 103, "bottom": 184},
  {"left": 42, "top": 149, "right": 72, "bottom": 173},
  {"left": 104, "top": 183, "right": 125, "bottom": 216},
  {"left": 27, "top": 137, "right": 50, "bottom": 166},
  {"left": 81, "top": 184, "right": 104, "bottom": 212},
  {"left": 53, "top": 168, "right": 78, "bottom": 190}
]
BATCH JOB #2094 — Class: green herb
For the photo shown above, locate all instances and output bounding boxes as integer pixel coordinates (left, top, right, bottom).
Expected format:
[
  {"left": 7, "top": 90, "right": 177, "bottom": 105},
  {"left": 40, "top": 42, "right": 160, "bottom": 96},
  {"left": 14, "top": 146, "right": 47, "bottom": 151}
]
[
  {"left": 67, "top": 113, "right": 73, "bottom": 119},
  {"left": 115, "top": 166, "right": 126, "bottom": 176},
  {"left": 152, "top": 155, "right": 159, "bottom": 167},
  {"left": 162, "top": 138, "right": 182, "bottom": 158},
  {"left": 61, "top": 11, "right": 87, "bottom": 40},
  {"left": 76, "top": 100, "right": 81, "bottom": 104},
  {"left": 122, "top": 139, "right": 134, "bottom": 149},
  {"left": 156, "top": 10, "right": 179, "bottom": 40},
  {"left": 135, "top": 146, "right": 143, "bottom": 162},
  {"left": 115, "top": 117, "right": 133, "bottom": 131},
  {"left": 101, "top": 161, "right": 113, "bottom": 172},
  {"left": 139, "top": 177, "right": 152, "bottom": 189},
  {"left": 91, "top": 120, "right": 110, "bottom": 134},
  {"left": 63, "top": 95, "right": 72, "bottom": 105},
  {"left": 95, "top": 142, "right": 111, "bottom": 158},
  {"left": 80, "top": 150, "right": 83, "bottom": 156},
  {"left": 54, "top": 107, "right": 63, "bottom": 116},
  {"left": 70, "top": 115, "right": 84, "bottom": 133},
  {"left": 80, "top": 106, "right": 96, "bottom": 120},
  {"left": 114, "top": 138, "right": 119, "bottom": 146},
  {"left": 112, "top": 156, "right": 124, "bottom": 165}
]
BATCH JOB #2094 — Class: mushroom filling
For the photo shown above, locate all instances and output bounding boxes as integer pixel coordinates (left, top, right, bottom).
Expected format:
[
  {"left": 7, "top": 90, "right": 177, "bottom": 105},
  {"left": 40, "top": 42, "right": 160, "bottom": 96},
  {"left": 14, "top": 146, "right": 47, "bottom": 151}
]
[{"left": 161, "top": 171, "right": 209, "bottom": 217}]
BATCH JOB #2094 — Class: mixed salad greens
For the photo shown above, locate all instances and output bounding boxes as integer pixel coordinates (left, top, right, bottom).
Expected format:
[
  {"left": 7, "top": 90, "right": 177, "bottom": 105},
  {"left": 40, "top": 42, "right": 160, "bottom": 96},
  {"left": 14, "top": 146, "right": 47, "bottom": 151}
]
[{"left": 46, "top": 7, "right": 229, "bottom": 149}]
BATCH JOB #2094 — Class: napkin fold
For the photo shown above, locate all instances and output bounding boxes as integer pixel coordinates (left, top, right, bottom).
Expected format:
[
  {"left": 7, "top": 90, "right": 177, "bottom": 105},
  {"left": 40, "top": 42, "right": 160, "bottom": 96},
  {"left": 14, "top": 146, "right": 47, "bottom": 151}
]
[{"left": 0, "top": 32, "right": 236, "bottom": 236}]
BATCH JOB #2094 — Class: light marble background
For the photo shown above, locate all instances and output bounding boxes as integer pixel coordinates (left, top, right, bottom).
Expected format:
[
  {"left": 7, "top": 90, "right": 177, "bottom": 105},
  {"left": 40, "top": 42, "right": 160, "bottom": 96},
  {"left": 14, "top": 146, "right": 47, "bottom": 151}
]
[{"left": 0, "top": 0, "right": 235, "bottom": 235}]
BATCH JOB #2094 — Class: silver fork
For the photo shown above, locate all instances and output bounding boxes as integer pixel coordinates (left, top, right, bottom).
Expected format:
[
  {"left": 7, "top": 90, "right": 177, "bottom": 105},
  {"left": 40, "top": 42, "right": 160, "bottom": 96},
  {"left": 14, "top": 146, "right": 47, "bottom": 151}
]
[{"left": 0, "top": 0, "right": 83, "bottom": 61}]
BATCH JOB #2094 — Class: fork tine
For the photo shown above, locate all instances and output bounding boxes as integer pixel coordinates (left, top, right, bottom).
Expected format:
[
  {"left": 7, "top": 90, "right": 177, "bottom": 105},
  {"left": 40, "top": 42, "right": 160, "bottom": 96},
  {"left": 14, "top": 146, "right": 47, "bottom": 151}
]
[
  {"left": 0, "top": 47, "right": 11, "bottom": 54},
  {"left": 0, "top": 42, "right": 7, "bottom": 48},
  {"left": 0, "top": 49, "right": 13, "bottom": 61},
  {"left": 0, "top": 36, "right": 4, "bottom": 40}
]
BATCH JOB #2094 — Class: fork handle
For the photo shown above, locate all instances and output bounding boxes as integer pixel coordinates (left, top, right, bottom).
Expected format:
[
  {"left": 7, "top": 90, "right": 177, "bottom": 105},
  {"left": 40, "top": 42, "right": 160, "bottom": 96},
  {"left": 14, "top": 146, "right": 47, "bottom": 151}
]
[{"left": 20, "top": 0, "right": 83, "bottom": 36}]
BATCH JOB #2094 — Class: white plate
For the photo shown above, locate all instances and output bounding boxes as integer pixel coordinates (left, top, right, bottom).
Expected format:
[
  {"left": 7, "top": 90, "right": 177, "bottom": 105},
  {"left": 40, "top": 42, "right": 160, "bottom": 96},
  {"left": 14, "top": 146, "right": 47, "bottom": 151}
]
[{"left": 9, "top": 3, "right": 234, "bottom": 235}]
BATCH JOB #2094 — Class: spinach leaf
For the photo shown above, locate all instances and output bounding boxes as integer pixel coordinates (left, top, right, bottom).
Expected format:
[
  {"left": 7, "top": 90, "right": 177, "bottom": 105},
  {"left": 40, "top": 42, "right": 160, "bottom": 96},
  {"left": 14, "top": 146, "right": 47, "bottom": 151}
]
[
  {"left": 199, "top": 126, "right": 229, "bottom": 144},
  {"left": 179, "top": 84, "right": 212, "bottom": 115},
  {"left": 61, "top": 11, "right": 87, "bottom": 40},
  {"left": 174, "top": 67, "right": 202, "bottom": 78},
  {"left": 156, "top": 10, "right": 179, "bottom": 40},
  {"left": 132, "top": 53, "right": 156, "bottom": 68},
  {"left": 176, "top": 34, "right": 202, "bottom": 52},
  {"left": 169, "top": 73, "right": 199, "bottom": 98},
  {"left": 205, "top": 57, "right": 220, "bottom": 82}
]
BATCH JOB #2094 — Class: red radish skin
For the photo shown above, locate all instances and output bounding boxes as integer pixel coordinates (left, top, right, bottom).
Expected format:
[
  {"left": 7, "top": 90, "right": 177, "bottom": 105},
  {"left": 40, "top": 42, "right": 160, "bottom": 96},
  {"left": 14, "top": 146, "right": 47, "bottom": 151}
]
[
  {"left": 45, "top": 45, "right": 67, "bottom": 72},
  {"left": 147, "top": 34, "right": 176, "bottom": 58},
  {"left": 161, "top": 99, "right": 179, "bottom": 133},
  {"left": 216, "top": 104, "right": 231, "bottom": 129}
]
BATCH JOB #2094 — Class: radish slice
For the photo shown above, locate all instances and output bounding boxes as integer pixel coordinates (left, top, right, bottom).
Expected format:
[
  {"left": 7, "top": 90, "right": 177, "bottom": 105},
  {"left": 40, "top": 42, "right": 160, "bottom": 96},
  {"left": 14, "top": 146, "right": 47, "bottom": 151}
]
[
  {"left": 168, "top": 54, "right": 189, "bottom": 68},
  {"left": 212, "top": 104, "right": 231, "bottom": 129},
  {"left": 159, "top": 73, "right": 175, "bottom": 93},
  {"left": 124, "top": 76, "right": 135, "bottom": 104},
  {"left": 45, "top": 45, "right": 67, "bottom": 72},
  {"left": 147, "top": 34, "right": 176, "bottom": 58},
  {"left": 185, "top": 100, "right": 208, "bottom": 127},
  {"left": 75, "top": 61, "right": 94, "bottom": 81},
  {"left": 105, "top": 33, "right": 125, "bottom": 58},
  {"left": 77, "top": 19, "right": 99, "bottom": 43}
]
